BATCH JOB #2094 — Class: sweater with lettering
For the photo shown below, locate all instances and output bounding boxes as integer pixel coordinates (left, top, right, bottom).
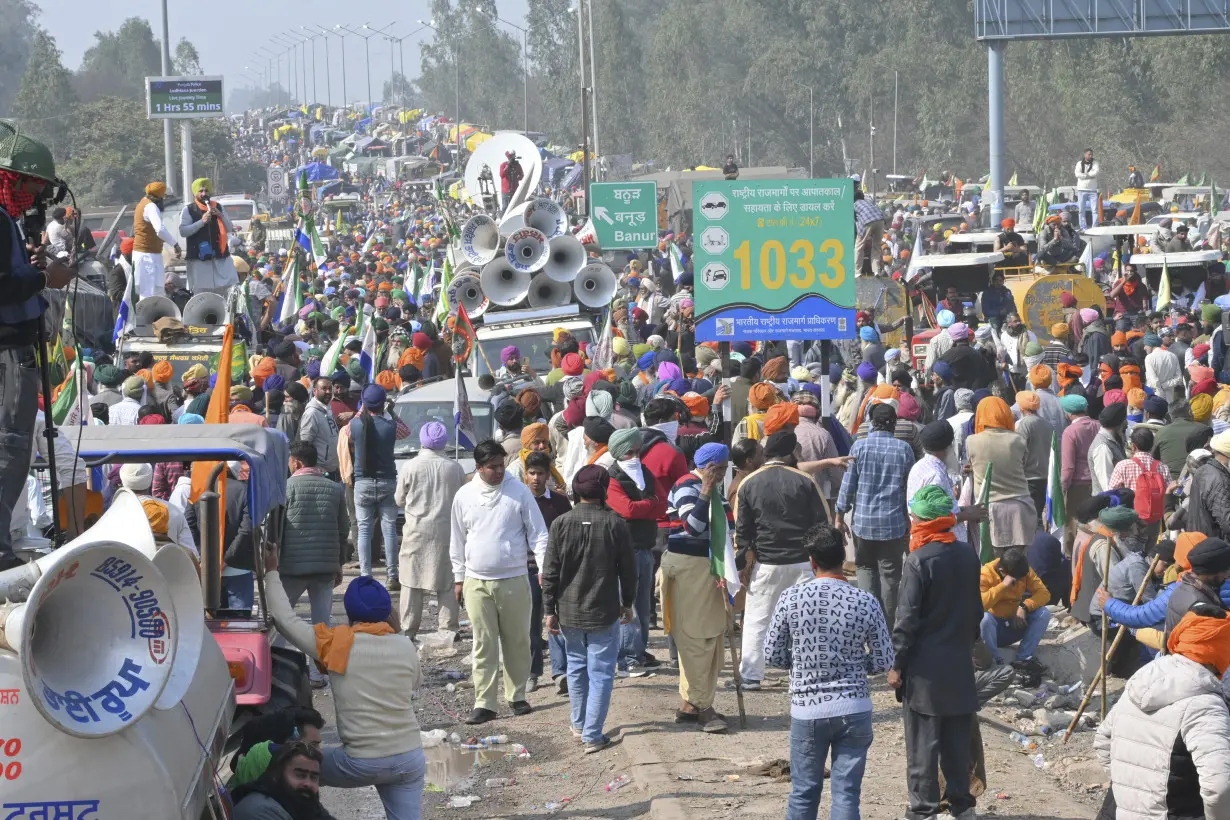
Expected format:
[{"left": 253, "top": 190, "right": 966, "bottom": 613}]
[{"left": 765, "top": 577, "right": 895, "bottom": 720}]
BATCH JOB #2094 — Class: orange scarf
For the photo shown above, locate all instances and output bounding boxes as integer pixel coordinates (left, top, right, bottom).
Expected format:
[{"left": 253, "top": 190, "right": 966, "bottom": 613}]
[
  {"left": 1120, "top": 365, "right": 1142, "bottom": 393},
  {"left": 909, "top": 516, "right": 958, "bottom": 552},
  {"left": 314, "top": 622, "right": 395, "bottom": 674},
  {"left": 1070, "top": 524, "right": 1115, "bottom": 606},
  {"left": 587, "top": 445, "right": 609, "bottom": 465},
  {"left": 744, "top": 413, "right": 767, "bottom": 441}
]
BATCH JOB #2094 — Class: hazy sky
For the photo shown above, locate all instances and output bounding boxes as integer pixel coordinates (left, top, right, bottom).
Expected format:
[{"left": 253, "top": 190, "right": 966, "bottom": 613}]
[{"left": 48, "top": 0, "right": 531, "bottom": 106}]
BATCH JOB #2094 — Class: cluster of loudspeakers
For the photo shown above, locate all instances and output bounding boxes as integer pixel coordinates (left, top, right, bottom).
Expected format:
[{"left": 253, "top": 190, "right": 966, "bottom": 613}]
[
  {"left": 455, "top": 197, "right": 615, "bottom": 317},
  {"left": 0, "top": 491, "right": 203, "bottom": 737}
]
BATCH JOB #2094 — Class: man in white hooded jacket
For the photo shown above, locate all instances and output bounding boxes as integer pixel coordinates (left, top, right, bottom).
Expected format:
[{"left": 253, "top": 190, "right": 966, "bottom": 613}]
[{"left": 1095, "top": 605, "right": 1230, "bottom": 820}]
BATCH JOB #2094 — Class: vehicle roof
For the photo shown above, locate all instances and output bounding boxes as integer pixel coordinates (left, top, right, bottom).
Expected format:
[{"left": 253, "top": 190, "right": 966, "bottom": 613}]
[
  {"left": 946, "top": 231, "right": 1035, "bottom": 243},
  {"left": 476, "top": 319, "right": 593, "bottom": 340},
  {"left": 1082, "top": 224, "right": 1161, "bottom": 236},
  {"left": 394, "top": 376, "right": 492, "bottom": 404},
  {"left": 917, "top": 251, "right": 1005, "bottom": 267},
  {"left": 1128, "top": 250, "right": 1222, "bottom": 266},
  {"left": 71, "top": 425, "right": 287, "bottom": 522}
]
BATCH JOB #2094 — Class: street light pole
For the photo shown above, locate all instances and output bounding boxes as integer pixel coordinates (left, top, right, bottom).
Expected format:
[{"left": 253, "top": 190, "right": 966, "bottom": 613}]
[
  {"left": 584, "top": 0, "right": 599, "bottom": 158},
  {"left": 308, "top": 26, "right": 334, "bottom": 107},
  {"left": 301, "top": 29, "right": 321, "bottom": 106},
  {"left": 419, "top": 20, "right": 460, "bottom": 163},
  {"left": 159, "top": 0, "right": 175, "bottom": 192},
  {"left": 472, "top": 5, "right": 529, "bottom": 133},
  {"left": 344, "top": 23, "right": 396, "bottom": 113}
]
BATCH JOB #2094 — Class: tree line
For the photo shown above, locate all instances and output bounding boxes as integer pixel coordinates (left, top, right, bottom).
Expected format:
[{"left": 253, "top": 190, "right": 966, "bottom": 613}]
[
  {"left": 1, "top": 4, "right": 261, "bottom": 206},
  {"left": 416, "top": 0, "right": 1230, "bottom": 188}
]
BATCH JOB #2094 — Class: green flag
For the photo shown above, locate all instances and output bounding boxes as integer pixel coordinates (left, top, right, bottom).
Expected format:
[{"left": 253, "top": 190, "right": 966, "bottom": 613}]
[{"left": 709, "top": 492, "right": 741, "bottom": 596}]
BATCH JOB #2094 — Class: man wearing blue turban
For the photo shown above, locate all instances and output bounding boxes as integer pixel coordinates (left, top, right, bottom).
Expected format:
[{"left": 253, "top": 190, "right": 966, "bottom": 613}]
[{"left": 659, "top": 442, "right": 733, "bottom": 734}]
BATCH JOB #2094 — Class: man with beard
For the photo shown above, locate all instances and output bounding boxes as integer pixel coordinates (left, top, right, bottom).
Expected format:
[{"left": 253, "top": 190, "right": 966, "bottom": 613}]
[
  {"left": 131, "top": 181, "right": 182, "bottom": 298},
  {"left": 232, "top": 741, "right": 336, "bottom": 820},
  {"left": 939, "top": 323, "right": 994, "bottom": 390}
]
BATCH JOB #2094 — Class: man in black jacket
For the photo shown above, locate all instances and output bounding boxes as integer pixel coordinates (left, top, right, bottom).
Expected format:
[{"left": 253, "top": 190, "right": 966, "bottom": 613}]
[
  {"left": 733, "top": 430, "right": 827, "bottom": 689},
  {"left": 890, "top": 487, "right": 983, "bottom": 820},
  {"left": 0, "top": 132, "right": 76, "bottom": 570},
  {"left": 222, "top": 461, "right": 255, "bottom": 612},
  {"left": 1188, "top": 432, "right": 1230, "bottom": 542},
  {"left": 1164, "top": 538, "right": 1230, "bottom": 644},
  {"left": 232, "top": 741, "right": 336, "bottom": 820}
]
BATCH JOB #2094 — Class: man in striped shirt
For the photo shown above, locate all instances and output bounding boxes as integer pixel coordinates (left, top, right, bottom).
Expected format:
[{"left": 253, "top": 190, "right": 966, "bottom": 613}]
[{"left": 662, "top": 442, "right": 733, "bottom": 733}]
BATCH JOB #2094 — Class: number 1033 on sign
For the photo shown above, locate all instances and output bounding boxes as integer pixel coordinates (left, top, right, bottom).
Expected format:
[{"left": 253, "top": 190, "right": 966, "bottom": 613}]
[{"left": 730, "top": 238, "right": 846, "bottom": 291}]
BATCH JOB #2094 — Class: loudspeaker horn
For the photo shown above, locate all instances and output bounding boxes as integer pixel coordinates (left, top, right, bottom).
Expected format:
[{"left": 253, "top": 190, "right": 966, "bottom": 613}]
[
  {"left": 151, "top": 544, "right": 203, "bottom": 711},
  {"left": 133, "top": 295, "right": 181, "bottom": 326},
  {"left": 480, "top": 258, "right": 531, "bottom": 307},
  {"left": 0, "top": 491, "right": 178, "bottom": 738},
  {"left": 574, "top": 218, "right": 598, "bottom": 248},
  {"left": 499, "top": 202, "right": 528, "bottom": 237},
  {"left": 463, "top": 131, "right": 543, "bottom": 219},
  {"left": 505, "top": 227, "right": 549, "bottom": 274},
  {"left": 523, "top": 198, "right": 568, "bottom": 239},
  {"left": 181, "top": 292, "right": 227, "bottom": 326},
  {"left": 446, "top": 272, "right": 489, "bottom": 319},
  {"left": 573, "top": 262, "right": 617, "bottom": 308},
  {"left": 527, "top": 272, "right": 573, "bottom": 308},
  {"left": 544, "top": 234, "right": 586, "bottom": 283},
  {"left": 460, "top": 214, "right": 502, "bottom": 267}
]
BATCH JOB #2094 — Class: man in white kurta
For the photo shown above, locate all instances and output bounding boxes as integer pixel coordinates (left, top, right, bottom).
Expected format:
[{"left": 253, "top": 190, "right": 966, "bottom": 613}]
[
  {"left": 450, "top": 440, "right": 548, "bottom": 724},
  {"left": 133, "top": 185, "right": 179, "bottom": 299},
  {"left": 394, "top": 421, "right": 467, "bottom": 637}
]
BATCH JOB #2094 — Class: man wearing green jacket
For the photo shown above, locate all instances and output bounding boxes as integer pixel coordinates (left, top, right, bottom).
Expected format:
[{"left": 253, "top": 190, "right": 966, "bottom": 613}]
[{"left": 281, "top": 441, "right": 350, "bottom": 687}]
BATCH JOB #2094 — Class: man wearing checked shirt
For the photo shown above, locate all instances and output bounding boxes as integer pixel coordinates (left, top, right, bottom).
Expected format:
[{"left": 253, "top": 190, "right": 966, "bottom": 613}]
[{"left": 835, "top": 401, "right": 916, "bottom": 624}]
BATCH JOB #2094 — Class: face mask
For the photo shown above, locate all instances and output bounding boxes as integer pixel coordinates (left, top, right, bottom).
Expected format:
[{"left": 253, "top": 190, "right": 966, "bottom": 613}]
[
  {"left": 620, "top": 457, "right": 645, "bottom": 490},
  {"left": 651, "top": 419, "right": 679, "bottom": 444}
]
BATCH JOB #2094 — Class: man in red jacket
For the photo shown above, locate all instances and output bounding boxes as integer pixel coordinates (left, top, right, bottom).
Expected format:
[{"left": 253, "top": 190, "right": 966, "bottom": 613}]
[
  {"left": 604, "top": 427, "right": 663, "bottom": 673},
  {"left": 638, "top": 398, "right": 691, "bottom": 665}
]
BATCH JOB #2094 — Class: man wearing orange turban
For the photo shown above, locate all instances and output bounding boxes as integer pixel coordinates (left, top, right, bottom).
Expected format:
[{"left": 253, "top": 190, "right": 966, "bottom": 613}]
[
  {"left": 735, "top": 383, "right": 778, "bottom": 443},
  {"left": 252, "top": 356, "right": 276, "bottom": 387},
  {"left": 1096, "top": 606, "right": 1230, "bottom": 817},
  {"left": 967, "top": 397, "right": 1036, "bottom": 555},
  {"left": 763, "top": 402, "right": 800, "bottom": 436}
]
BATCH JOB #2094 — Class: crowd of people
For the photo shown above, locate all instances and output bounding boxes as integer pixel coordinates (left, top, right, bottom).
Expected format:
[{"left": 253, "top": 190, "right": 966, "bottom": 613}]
[{"left": 6, "top": 109, "right": 1230, "bottom": 820}]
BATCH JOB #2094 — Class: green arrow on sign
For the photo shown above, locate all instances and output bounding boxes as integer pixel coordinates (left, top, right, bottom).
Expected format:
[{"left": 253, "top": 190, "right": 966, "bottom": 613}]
[{"left": 589, "top": 181, "right": 658, "bottom": 250}]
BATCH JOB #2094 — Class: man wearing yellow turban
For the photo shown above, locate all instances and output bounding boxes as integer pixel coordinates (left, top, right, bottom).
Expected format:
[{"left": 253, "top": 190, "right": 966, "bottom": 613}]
[
  {"left": 179, "top": 177, "right": 238, "bottom": 296},
  {"left": 131, "top": 180, "right": 181, "bottom": 299}
]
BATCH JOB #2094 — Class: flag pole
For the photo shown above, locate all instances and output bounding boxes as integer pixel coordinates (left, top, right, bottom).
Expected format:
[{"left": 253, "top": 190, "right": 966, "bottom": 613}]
[{"left": 723, "top": 596, "right": 748, "bottom": 729}]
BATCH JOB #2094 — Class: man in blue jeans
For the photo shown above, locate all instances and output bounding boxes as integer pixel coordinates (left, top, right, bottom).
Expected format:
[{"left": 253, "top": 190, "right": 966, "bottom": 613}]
[
  {"left": 524, "top": 451, "right": 573, "bottom": 694},
  {"left": 766, "top": 523, "right": 894, "bottom": 820},
  {"left": 542, "top": 465, "right": 638, "bottom": 754},
  {"left": 979, "top": 547, "right": 1052, "bottom": 678},
  {"left": 349, "top": 384, "right": 400, "bottom": 590}
]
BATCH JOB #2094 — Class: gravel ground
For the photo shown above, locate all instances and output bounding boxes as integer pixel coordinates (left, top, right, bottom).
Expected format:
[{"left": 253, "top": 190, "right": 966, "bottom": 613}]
[{"left": 299, "top": 568, "right": 1105, "bottom": 819}]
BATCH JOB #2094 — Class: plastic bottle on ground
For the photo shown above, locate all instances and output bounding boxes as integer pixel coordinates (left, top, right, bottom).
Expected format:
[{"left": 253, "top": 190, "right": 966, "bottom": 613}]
[{"left": 605, "top": 774, "right": 631, "bottom": 792}]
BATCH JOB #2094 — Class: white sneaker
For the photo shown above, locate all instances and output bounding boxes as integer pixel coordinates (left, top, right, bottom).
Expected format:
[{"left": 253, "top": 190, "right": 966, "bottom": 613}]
[{"left": 615, "top": 668, "right": 630, "bottom": 679}]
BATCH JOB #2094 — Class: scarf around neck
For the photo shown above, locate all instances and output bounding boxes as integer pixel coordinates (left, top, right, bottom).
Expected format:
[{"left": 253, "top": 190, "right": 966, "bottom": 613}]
[{"left": 473, "top": 472, "right": 507, "bottom": 507}]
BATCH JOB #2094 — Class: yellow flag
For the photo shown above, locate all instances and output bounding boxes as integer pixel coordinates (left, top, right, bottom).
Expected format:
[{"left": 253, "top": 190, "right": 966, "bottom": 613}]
[{"left": 1008, "top": 171, "right": 1019, "bottom": 186}]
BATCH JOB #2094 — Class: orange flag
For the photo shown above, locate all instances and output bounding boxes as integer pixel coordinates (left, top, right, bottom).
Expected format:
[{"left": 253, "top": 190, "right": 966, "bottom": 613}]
[{"left": 190, "top": 324, "right": 233, "bottom": 570}]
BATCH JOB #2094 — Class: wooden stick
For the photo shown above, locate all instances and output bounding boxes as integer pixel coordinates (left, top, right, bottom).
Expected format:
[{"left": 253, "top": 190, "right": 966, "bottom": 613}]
[
  {"left": 1063, "top": 554, "right": 1160, "bottom": 743},
  {"left": 1100, "top": 535, "right": 1113, "bottom": 719},
  {"left": 724, "top": 597, "right": 748, "bottom": 729}
]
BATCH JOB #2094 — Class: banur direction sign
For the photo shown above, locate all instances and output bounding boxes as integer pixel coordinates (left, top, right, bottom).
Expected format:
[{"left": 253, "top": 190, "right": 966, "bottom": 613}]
[
  {"left": 146, "top": 76, "right": 225, "bottom": 120},
  {"left": 589, "top": 182, "right": 657, "bottom": 249},
  {"left": 692, "top": 179, "right": 856, "bottom": 342}
]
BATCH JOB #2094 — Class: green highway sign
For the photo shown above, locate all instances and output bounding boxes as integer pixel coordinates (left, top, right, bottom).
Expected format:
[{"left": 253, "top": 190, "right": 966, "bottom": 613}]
[
  {"left": 589, "top": 181, "right": 657, "bottom": 249},
  {"left": 693, "top": 179, "right": 856, "bottom": 342},
  {"left": 146, "top": 76, "right": 225, "bottom": 120}
]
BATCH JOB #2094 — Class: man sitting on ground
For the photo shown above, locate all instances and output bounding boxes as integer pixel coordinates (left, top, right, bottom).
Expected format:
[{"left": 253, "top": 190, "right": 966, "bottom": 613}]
[
  {"left": 979, "top": 548, "right": 1051, "bottom": 682},
  {"left": 232, "top": 741, "right": 336, "bottom": 820}
]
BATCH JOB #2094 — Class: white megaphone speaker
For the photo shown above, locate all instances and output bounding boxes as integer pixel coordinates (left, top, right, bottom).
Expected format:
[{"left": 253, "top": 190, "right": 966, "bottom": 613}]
[
  {"left": 460, "top": 214, "right": 502, "bottom": 267},
  {"left": 151, "top": 544, "right": 203, "bottom": 710},
  {"left": 523, "top": 198, "right": 567, "bottom": 239},
  {"left": 0, "top": 491, "right": 178, "bottom": 738},
  {"left": 133, "top": 295, "right": 182, "bottom": 326},
  {"left": 527, "top": 272, "right": 573, "bottom": 308},
  {"left": 574, "top": 262, "right": 617, "bottom": 308},
  {"left": 181, "top": 292, "right": 227, "bottom": 326},
  {"left": 446, "top": 272, "right": 489, "bottom": 319},
  {"left": 544, "top": 234, "right": 586, "bottom": 283},
  {"left": 574, "top": 218, "right": 599, "bottom": 248},
  {"left": 505, "top": 227, "right": 549, "bottom": 274},
  {"left": 499, "top": 202, "right": 529, "bottom": 237},
  {"left": 480, "top": 258, "right": 531, "bottom": 307}
]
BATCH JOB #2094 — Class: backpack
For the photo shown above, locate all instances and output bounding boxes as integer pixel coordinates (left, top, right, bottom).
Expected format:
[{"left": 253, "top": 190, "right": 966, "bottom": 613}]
[{"left": 1132, "top": 457, "right": 1166, "bottom": 524}]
